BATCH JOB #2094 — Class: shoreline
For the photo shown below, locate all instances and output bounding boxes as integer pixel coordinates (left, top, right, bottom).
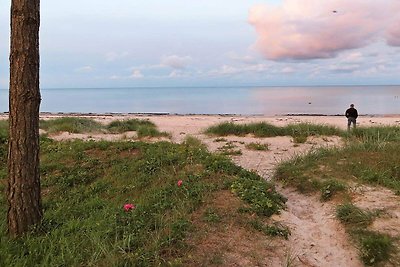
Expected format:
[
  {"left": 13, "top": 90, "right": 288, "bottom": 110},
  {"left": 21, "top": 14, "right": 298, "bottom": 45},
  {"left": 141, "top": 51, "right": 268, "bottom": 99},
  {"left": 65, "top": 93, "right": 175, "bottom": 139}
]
[
  {"left": 2, "top": 113, "right": 400, "bottom": 137},
  {"left": 2, "top": 112, "right": 400, "bottom": 118}
]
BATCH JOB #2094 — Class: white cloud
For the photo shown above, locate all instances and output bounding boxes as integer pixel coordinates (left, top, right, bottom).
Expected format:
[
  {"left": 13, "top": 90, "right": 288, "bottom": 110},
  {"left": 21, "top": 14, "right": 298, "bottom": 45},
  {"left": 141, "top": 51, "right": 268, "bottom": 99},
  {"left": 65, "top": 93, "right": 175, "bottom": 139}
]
[
  {"left": 109, "top": 75, "right": 121, "bottom": 80},
  {"left": 75, "top": 66, "right": 93, "bottom": 73},
  {"left": 161, "top": 55, "right": 192, "bottom": 69},
  {"left": 105, "top": 51, "right": 130, "bottom": 62},
  {"left": 130, "top": 70, "right": 144, "bottom": 79},
  {"left": 281, "top": 67, "right": 295, "bottom": 74},
  {"left": 168, "top": 70, "right": 185, "bottom": 78},
  {"left": 329, "top": 64, "right": 360, "bottom": 73},
  {"left": 210, "top": 63, "right": 270, "bottom": 76},
  {"left": 226, "top": 52, "right": 257, "bottom": 64}
]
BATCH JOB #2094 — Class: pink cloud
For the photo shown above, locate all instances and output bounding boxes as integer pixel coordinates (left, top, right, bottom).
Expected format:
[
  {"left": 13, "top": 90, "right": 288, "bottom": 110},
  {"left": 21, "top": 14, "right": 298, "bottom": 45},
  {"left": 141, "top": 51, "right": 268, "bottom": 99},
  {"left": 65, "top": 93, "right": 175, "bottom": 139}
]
[
  {"left": 249, "top": 0, "right": 399, "bottom": 60},
  {"left": 385, "top": 1, "right": 400, "bottom": 46}
]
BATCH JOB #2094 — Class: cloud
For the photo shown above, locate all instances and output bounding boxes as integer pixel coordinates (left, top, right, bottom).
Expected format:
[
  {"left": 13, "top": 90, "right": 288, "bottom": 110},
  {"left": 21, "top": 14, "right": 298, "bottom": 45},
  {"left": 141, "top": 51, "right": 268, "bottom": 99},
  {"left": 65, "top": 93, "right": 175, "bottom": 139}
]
[
  {"left": 226, "top": 52, "right": 257, "bottom": 64},
  {"left": 249, "top": 0, "right": 400, "bottom": 60},
  {"left": 168, "top": 70, "right": 187, "bottom": 78},
  {"left": 328, "top": 64, "right": 360, "bottom": 73},
  {"left": 386, "top": 22, "right": 400, "bottom": 46},
  {"left": 105, "top": 51, "right": 130, "bottom": 62},
  {"left": 130, "top": 70, "right": 144, "bottom": 79},
  {"left": 161, "top": 55, "right": 192, "bottom": 69},
  {"left": 75, "top": 66, "right": 93, "bottom": 73},
  {"left": 210, "top": 63, "right": 270, "bottom": 76}
]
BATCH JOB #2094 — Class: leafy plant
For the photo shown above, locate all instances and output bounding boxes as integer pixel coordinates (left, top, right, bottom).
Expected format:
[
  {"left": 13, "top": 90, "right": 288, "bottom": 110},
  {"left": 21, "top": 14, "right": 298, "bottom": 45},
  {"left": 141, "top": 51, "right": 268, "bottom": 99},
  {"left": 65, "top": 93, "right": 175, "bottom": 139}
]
[{"left": 245, "top": 142, "right": 269, "bottom": 151}]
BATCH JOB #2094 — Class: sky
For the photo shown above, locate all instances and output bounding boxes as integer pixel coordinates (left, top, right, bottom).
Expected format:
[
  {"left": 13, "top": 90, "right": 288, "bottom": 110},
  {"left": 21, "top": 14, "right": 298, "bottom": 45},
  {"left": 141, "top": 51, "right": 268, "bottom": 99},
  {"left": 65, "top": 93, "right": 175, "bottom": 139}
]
[{"left": 1, "top": 0, "right": 400, "bottom": 88}]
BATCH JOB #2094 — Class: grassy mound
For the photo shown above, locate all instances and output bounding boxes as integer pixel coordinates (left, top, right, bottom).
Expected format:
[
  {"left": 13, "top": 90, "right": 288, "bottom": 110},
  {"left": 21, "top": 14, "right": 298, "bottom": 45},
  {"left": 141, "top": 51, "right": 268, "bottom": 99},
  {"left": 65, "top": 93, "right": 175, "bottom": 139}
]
[
  {"left": 39, "top": 117, "right": 169, "bottom": 138},
  {"left": 205, "top": 122, "right": 343, "bottom": 138},
  {"left": 0, "top": 135, "right": 285, "bottom": 266}
]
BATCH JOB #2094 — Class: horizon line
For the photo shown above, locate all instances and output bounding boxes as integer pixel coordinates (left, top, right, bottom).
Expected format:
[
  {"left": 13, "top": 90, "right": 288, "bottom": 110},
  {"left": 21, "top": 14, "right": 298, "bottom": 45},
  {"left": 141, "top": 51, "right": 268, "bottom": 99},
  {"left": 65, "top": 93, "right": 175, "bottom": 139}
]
[{"left": 1, "top": 84, "right": 400, "bottom": 90}]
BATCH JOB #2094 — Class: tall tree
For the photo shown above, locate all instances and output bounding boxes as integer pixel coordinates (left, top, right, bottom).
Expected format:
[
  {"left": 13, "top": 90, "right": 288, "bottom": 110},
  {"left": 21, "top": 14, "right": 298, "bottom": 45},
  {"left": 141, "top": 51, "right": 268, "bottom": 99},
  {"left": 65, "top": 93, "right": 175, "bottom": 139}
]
[{"left": 7, "top": 0, "right": 42, "bottom": 237}]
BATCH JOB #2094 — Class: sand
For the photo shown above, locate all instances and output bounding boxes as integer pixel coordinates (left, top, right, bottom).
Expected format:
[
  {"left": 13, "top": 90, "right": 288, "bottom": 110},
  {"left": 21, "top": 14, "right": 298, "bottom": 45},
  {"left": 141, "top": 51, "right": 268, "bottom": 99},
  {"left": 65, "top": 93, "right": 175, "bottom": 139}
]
[{"left": 1, "top": 113, "right": 400, "bottom": 266}]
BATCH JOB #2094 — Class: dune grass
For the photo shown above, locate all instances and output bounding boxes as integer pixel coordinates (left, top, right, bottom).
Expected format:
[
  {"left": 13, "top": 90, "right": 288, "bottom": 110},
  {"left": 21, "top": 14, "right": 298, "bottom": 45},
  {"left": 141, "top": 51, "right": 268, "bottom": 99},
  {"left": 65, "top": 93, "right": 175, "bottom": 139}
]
[
  {"left": 107, "top": 119, "right": 169, "bottom": 138},
  {"left": 0, "top": 135, "right": 285, "bottom": 266},
  {"left": 350, "top": 126, "right": 400, "bottom": 142},
  {"left": 39, "top": 117, "right": 104, "bottom": 133},
  {"left": 336, "top": 203, "right": 374, "bottom": 227},
  {"left": 39, "top": 117, "right": 169, "bottom": 138},
  {"left": 245, "top": 142, "right": 269, "bottom": 151},
  {"left": 275, "top": 141, "right": 400, "bottom": 195},
  {"left": 352, "top": 229, "right": 395, "bottom": 266},
  {"left": 336, "top": 204, "right": 394, "bottom": 266},
  {"left": 205, "top": 121, "right": 344, "bottom": 138},
  {"left": 275, "top": 126, "right": 400, "bottom": 265}
]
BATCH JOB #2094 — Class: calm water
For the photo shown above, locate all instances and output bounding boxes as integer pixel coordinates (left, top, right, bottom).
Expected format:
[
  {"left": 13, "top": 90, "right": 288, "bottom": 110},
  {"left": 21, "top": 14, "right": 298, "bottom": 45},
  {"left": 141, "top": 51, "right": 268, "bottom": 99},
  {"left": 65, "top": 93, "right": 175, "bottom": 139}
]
[{"left": 1, "top": 86, "right": 399, "bottom": 115}]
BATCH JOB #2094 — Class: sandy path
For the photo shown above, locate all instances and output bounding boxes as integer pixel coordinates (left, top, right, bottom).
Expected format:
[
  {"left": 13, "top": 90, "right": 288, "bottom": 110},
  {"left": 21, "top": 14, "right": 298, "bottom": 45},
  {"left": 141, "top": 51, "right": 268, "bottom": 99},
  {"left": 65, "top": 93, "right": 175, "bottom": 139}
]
[{"left": 196, "top": 134, "right": 362, "bottom": 267}]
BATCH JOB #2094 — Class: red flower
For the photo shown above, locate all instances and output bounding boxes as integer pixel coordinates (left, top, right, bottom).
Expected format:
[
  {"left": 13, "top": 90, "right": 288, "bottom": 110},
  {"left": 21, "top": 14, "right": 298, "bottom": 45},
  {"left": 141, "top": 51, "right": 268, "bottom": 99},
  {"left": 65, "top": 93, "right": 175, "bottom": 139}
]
[
  {"left": 177, "top": 180, "right": 183, "bottom": 187},
  {"left": 123, "top": 203, "right": 135, "bottom": 212}
]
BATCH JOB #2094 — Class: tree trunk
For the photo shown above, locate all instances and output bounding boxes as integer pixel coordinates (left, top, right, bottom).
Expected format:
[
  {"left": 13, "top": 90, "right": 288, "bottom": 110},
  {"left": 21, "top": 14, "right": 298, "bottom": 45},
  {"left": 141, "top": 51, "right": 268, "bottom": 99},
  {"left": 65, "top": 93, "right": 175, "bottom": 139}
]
[{"left": 7, "top": 0, "right": 42, "bottom": 237}]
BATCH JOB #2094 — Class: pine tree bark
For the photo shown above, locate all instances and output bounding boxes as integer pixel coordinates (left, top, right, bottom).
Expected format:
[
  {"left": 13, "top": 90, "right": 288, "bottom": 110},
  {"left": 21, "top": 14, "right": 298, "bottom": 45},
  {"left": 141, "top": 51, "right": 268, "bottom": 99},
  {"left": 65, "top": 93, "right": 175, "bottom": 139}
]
[{"left": 7, "top": 0, "right": 42, "bottom": 237}]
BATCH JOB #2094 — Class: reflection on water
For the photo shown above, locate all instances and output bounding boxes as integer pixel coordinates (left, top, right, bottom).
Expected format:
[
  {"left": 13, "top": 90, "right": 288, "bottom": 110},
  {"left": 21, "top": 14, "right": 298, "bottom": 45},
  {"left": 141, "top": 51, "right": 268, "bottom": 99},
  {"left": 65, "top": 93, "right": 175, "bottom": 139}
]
[
  {"left": 251, "top": 86, "right": 400, "bottom": 115},
  {"left": 0, "top": 86, "right": 399, "bottom": 115}
]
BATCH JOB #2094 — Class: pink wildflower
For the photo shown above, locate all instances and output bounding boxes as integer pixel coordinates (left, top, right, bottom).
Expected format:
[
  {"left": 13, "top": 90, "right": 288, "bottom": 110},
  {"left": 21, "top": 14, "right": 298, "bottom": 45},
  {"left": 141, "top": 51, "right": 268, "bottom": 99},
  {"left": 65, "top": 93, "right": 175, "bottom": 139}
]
[
  {"left": 177, "top": 180, "right": 183, "bottom": 187},
  {"left": 123, "top": 203, "right": 135, "bottom": 212}
]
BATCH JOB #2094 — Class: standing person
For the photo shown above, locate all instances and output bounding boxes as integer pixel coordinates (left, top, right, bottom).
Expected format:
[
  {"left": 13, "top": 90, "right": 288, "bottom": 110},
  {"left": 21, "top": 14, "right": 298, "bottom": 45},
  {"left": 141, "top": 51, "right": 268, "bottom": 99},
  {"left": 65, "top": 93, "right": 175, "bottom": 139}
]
[{"left": 345, "top": 104, "right": 358, "bottom": 130}]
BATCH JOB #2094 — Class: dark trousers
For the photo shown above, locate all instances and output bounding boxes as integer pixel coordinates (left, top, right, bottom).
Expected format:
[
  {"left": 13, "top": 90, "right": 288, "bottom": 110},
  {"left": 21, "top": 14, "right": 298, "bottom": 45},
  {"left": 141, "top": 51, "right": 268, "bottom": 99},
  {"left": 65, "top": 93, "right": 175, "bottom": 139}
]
[{"left": 347, "top": 117, "right": 356, "bottom": 130}]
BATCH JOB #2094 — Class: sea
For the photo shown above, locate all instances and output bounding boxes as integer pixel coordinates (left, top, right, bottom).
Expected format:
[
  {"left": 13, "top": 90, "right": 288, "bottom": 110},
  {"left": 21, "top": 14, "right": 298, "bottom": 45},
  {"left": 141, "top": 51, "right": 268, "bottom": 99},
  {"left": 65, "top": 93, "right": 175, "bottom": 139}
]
[{"left": 0, "top": 86, "right": 399, "bottom": 115}]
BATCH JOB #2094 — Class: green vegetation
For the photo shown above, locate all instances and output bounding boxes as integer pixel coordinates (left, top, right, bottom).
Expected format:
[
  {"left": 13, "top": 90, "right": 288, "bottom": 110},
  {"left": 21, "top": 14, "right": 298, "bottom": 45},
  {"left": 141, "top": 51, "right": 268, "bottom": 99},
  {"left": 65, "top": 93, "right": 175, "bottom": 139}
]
[
  {"left": 320, "top": 179, "right": 347, "bottom": 201},
  {"left": 107, "top": 119, "right": 169, "bottom": 138},
  {"left": 336, "top": 204, "right": 394, "bottom": 265},
  {"left": 0, "top": 120, "right": 7, "bottom": 142},
  {"left": 336, "top": 203, "right": 374, "bottom": 227},
  {"left": 39, "top": 117, "right": 104, "bottom": 133},
  {"left": 249, "top": 219, "right": 290, "bottom": 239},
  {"left": 352, "top": 229, "right": 394, "bottom": 266},
  {"left": 245, "top": 142, "right": 269, "bottom": 151},
  {"left": 336, "top": 204, "right": 394, "bottom": 266},
  {"left": 275, "top": 126, "right": 400, "bottom": 265},
  {"left": 351, "top": 126, "right": 400, "bottom": 142},
  {"left": 292, "top": 135, "right": 307, "bottom": 144},
  {"left": 275, "top": 141, "right": 400, "bottom": 194},
  {"left": 0, "top": 135, "right": 285, "bottom": 266},
  {"left": 213, "top": 137, "right": 227, "bottom": 142},
  {"left": 107, "top": 118, "right": 155, "bottom": 133},
  {"left": 206, "top": 122, "right": 343, "bottom": 138},
  {"left": 217, "top": 141, "right": 242, "bottom": 156},
  {"left": 39, "top": 117, "right": 169, "bottom": 138}
]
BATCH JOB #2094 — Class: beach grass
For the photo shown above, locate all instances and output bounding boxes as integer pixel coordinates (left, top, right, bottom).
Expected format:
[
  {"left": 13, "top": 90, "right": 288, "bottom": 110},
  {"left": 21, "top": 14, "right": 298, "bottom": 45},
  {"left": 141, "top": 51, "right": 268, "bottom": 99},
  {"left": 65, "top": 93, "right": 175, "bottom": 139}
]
[
  {"left": 0, "top": 136, "right": 285, "bottom": 266},
  {"left": 0, "top": 120, "right": 7, "bottom": 142},
  {"left": 39, "top": 117, "right": 104, "bottom": 133},
  {"left": 351, "top": 229, "right": 395, "bottom": 266},
  {"left": 336, "top": 203, "right": 374, "bottom": 227},
  {"left": 39, "top": 117, "right": 170, "bottom": 138},
  {"left": 349, "top": 126, "right": 400, "bottom": 142},
  {"left": 275, "top": 140, "right": 400, "bottom": 194},
  {"left": 336, "top": 204, "right": 394, "bottom": 266},
  {"left": 274, "top": 126, "right": 400, "bottom": 265},
  {"left": 107, "top": 119, "right": 154, "bottom": 133},
  {"left": 205, "top": 122, "right": 344, "bottom": 138},
  {"left": 245, "top": 142, "right": 269, "bottom": 151}
]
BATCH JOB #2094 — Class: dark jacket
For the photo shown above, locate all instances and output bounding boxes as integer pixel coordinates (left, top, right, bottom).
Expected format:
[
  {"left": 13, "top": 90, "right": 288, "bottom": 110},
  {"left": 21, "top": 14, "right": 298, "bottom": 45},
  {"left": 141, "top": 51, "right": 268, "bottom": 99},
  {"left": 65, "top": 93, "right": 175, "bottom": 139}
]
[{"left": 345, "top": 107, "right": 358, "bottom": 119}]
